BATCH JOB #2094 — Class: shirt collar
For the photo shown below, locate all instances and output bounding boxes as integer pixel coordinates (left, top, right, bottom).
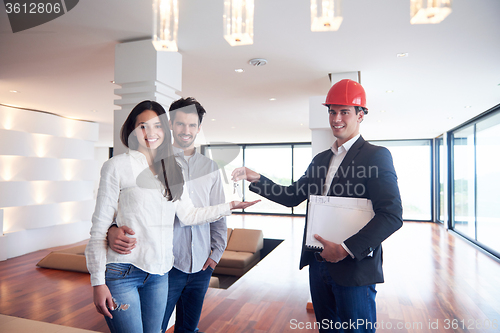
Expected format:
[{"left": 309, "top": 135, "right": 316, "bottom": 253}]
[
  {"left": 172, "top": 145, "right": 197, "bottom": 158},
  {"left": 331, "top": 134, "right": 361, "bottom": 155},
  {"left": 128, "top": 149, "right": 148, "bottom": 163}
]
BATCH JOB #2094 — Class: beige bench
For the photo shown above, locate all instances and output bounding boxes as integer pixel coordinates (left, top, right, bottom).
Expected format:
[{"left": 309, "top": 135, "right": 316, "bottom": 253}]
[
  {"left": 214, "top": 228, "right": 264, "bottom": 277},
  {"left": 36, "top": 244, "right": 88, "bottom": 273}
]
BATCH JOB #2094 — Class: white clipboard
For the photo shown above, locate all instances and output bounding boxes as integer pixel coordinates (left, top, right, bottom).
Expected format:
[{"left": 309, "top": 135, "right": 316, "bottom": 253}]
[{"left": 305, "top": 195, "right": 374, "bottom": 250}]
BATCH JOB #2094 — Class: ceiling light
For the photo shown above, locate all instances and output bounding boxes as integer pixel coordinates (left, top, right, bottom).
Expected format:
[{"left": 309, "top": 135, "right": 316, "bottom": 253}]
[
  {"left": 9, "top": 90, "right": 18, "bottom": 93},
  {"left": 311, "top": 0, "right": 343, "bottom": 31},
  {"left": 223, "top": 0, "right": 254, "bottom": 46},
  {"left": 447, "top": 117, "right": 453, "bottom": 120},
  {"left": 235, "top": 69, "right": 244, "bottom": 73},
  {"left": 248, "top": 58, "right": 267, "bottom": 67},
  {"left": 269, "top": 98, "right": 276, "bottom": 101},
  {"left": 152, "top": 0, "right": 179, "bottom": 52},
  {"left": 410, "top": 0, "right": 452, "bottom": 24},
  {"left": 464, "top": 105, "right": 471, "bottom": 108},
  {"left": 386, "top": 90, "right": 394, "bottom": 93},
  {"left": 91, "top": 110, "right": 97, "bottom": 113},
  {"left": 396, "top": 53, "right": 409, "bottom": 57},
  {"left": 380, "top": 110, "right": 386, "bottom": 113},
  {"left": 211, "top": 119, "right": 216, "bottom": 121}
]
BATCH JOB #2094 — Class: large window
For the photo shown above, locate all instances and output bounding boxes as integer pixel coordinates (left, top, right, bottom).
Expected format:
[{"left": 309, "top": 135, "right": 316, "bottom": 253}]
[
  {"left": 244, "top": 145, "right": 293, "bottom": 214},
  {"left": 370, "top": 140, "right": 432, "bottom": 221},
  {"left": 203, "top": 144, "right": 243, "bottom": 212},
  {"left": 475, "top": 112, "right": 500, "bottom": 254},
  {"left": 450, "top": 109, "right": 500, "bottom": 255},
  {"left": 435, "top": 137, "right": 446, "bottom": 222},
  {"left": 203, "top": 143, "right": 311, "bottom": 215},
  {"left": 452, "top": 125, "right": 475, "bottom": 238}
]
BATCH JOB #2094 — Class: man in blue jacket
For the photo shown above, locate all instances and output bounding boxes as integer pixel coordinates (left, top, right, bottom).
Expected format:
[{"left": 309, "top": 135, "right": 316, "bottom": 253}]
[{"left": 232, "top": 79, "right": 403, "bottom": 333}]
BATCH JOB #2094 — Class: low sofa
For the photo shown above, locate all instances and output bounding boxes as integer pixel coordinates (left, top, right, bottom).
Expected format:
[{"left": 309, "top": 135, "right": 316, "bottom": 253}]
[
  {"left": 36, "top": 243, "right": 221, "bottom": 287},
  {"left": 214, "top": 228, "right": 264, "bottom": 277}
]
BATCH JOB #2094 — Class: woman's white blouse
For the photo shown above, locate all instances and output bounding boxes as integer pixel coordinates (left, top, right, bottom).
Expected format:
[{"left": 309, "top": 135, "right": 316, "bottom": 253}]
[{"left": 85, "top": 150, "right": 231, "bottom": 286}]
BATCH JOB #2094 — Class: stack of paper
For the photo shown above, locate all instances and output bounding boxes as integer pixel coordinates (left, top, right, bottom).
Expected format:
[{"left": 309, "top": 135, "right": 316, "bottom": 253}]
[{"left": 305, "top": 195, "right": 374, "bottom": 250}]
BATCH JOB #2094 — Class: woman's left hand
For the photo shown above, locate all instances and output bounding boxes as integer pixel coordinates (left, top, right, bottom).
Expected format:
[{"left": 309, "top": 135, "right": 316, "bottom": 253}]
[{"left": 230, "top": 200, "right": 261, "bottom": 210}]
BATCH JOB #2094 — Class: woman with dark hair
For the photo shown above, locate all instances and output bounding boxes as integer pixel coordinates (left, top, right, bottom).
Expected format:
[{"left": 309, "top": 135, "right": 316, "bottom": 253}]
[{"left": 85, "top": 100, "right": 257, "bottom": 333}]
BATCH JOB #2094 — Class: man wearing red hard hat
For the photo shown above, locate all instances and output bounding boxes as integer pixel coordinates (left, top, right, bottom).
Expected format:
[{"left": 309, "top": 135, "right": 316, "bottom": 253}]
[{"left": 233, "top": 79, "right": 403, "bottom": 332}]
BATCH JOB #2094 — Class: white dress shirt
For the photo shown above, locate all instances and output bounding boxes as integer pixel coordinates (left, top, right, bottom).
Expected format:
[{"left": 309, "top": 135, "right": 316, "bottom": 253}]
[
  {"left": 322, "top": 134, "right": 360, "bottom": 258},
  {"left": 322, "top": 134, "right": 360, "bottom": 196},
  {"left": 85, "top": 149, "right": 231, "bottom": 286}
]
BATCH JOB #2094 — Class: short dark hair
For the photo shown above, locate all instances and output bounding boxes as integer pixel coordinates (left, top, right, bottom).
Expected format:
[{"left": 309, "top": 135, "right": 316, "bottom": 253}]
[
  {"left": 326, "top": 105, "right": 368, "bottom": 115},
  {"left": 120, "top": 100, "right": 184, "bottom": 201},
  {"left": 355, "top": 106, "right": 368, "bottom": 115},
  {"left": 169, "top": 97, "right": 206, "bottom": 125}
]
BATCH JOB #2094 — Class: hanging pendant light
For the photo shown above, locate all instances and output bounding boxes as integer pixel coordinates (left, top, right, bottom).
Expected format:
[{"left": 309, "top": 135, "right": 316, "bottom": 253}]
[
  {"left": 410, "top": 0, "right": 452, "bottom": 24},
  {"left": 223, "top": 0, "right": 254, "bottom": 46},
  {"left": 152, "top": 0, "right": 179, "bottom": 51},
  {"left": 311, "top": 0, "right": 343, "bottom": 32}
]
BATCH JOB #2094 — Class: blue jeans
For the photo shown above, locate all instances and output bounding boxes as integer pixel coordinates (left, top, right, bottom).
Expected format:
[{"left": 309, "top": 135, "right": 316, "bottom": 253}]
[
  {"left": 309, "top": 259, "right": 377, "bottom": 333},
  {"left": 161, "top": 266, "right": 214, "bottom": 333},
  {"left": 104, "top": 263, "right": 169, "bottom": 333}
]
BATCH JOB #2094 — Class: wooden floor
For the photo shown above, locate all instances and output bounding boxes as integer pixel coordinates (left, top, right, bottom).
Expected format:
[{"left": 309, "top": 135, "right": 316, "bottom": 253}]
[{"left": 1, "top": 216, "right": 500, "bottom": 333}]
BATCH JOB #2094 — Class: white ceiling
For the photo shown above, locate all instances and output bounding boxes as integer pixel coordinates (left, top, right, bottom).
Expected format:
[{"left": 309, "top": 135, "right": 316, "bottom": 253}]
[{"left": 1, "top": 0, "right": 499, "bottom": 147}]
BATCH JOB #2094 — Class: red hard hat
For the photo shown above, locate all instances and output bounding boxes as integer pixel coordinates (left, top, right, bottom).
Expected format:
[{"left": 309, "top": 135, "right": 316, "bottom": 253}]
[{"left": 323, "top": 79, "right": 367, "bottom": 109}]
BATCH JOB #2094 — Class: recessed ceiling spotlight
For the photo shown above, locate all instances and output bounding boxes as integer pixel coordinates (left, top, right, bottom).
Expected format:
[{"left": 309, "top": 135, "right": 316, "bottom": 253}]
[
  {"left": 248, "top": 58, "right": 267, "bottom": 67},
  {"left": 211, "top": 118, "right": 216, "bottom": 121},
  {"left": 110, "top": 80, "right": 115, "bottom": 84},
  {"left": 396, "top": 53, "right": 409, "bottom": 57},
  {"left": 269, "top": 98, "right": 276, "bottom": 101},
  {"left": 380, "top": 110, "right": 386, "bottom": 113},
  {"left": 9, "top": 90, "right": 18, "bottom": 93},
  {"left": 447, "top": 117, "right": 454, "bottom": 120},
  {"left": 235, "top": 69, "right": 244, "bottom": 73},
  {"left": 464, "top": 105, "right": 472, "bottom": 108},
  {"left": 91, "top": 110, "right": 97, "bottom": 113},
  {"left": 386, "top": 90, "right": 394, "bottom": 93}
]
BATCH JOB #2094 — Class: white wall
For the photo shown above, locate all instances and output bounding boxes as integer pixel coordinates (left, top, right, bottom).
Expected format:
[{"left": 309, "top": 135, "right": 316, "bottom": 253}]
[{"left": 0, "top": 105, "right": 99, "bottom": 260}]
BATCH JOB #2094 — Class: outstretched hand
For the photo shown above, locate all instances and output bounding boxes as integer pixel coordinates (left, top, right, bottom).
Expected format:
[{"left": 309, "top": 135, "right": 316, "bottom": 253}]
[
  {"left": 314, "top": 234, "right": 349, "bottom": 263},
  {"left": 230, "top": 200, "right": 261, "bottom": 210},
  {"left": 231, "top": 167, "right": 261, "bottom": 183}
]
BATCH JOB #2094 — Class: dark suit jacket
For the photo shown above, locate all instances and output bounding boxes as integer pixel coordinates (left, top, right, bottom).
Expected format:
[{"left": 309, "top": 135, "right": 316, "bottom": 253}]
[{"left": 249, "top": 136, "right": 403, "bottom": 286}]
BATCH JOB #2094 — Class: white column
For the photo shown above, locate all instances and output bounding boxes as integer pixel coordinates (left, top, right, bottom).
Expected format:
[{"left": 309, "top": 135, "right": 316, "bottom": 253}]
[{"left": 113, "top": 40, "right": 183, "bottom": 155}]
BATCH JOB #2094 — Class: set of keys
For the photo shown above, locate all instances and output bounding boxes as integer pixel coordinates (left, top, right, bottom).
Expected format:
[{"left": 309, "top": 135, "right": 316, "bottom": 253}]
[{"left": 233, "top": 182, "right": 243, "bottom": 199}]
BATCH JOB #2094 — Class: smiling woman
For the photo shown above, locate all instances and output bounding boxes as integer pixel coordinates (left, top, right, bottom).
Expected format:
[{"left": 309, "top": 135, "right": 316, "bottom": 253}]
[{"left": 133, "top": 110, "right": 165, "bottom": 159}]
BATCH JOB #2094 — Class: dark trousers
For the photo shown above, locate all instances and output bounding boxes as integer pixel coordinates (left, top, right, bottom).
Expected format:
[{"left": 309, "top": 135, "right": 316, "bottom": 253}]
[
  {"left": 309, "top": 259, "right": 377, "bottom": 333},
  {"left": 161, "top": 266, "right": 214, "bottom": 333}
]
